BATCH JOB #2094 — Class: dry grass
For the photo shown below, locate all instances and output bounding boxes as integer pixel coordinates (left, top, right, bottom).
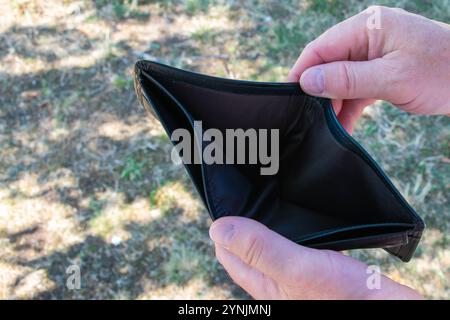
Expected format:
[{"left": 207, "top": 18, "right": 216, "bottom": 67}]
[{"left": 0, "top": 0, "right": 448, "bottom": 299}]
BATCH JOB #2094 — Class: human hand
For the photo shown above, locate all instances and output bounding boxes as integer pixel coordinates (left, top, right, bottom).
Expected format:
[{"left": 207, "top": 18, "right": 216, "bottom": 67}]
[
  {"left": 287, "top": 6, "right": 450, "bottom": 134},
  {"left": 210, "top": 216, "right": 423, "bottom": 300}
]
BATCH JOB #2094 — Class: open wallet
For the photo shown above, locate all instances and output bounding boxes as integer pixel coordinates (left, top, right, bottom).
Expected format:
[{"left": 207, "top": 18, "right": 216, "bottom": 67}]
[{"left": 133, "top": 60, "right": 425, "bottom": 262}]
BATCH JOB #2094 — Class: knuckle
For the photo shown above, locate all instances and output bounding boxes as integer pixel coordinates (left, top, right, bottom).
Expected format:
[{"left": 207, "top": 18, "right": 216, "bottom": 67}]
[
  {"left": 363, "top": 5, "right": 397, "bottom": 27},
  {"left": 362, "top": 5, "right": 384, "bottom": 20},
  {"left": 365, "top": 5, "right": 380, "bottom": 12},
  {"left": 365, "top": 5, "right": 388, "bottom": 14},
  {"left": 340, "top": 63, "right": 357, "bottom": 97},
  {"left": 391, "top": 7, "right": 407, "bottom": 14},
  {"left": 372, "top": 5, "right": 406, "bottom": 26},
  {"left": 243, "top": 233, "right": 264, "bottom": 267},
  {"left": 304, "top": 41, "right": 315, "bottom": 51},
  {"left": 304, "top": 40, "right": 320, "bottom": 57}
]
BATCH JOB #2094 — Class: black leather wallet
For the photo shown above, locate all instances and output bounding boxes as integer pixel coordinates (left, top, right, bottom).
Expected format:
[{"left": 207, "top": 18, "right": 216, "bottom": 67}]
[{"left": 134, "top": 60, "right": 424, "bottom": 262}]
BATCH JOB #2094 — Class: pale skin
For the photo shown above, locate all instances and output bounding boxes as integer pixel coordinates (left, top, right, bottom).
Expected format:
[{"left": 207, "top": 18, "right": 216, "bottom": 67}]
[{"left": 210, "top": 6, "right": 450, "bottom": 300}]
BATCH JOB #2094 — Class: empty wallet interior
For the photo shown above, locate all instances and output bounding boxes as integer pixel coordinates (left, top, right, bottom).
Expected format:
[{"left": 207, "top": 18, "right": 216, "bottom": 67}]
[{"left": 134, "top": 60, "right": 424, "bottom": 261}]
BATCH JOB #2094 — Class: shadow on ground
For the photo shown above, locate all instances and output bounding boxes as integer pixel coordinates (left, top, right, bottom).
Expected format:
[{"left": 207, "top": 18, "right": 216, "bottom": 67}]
[{"left": 0, "top": 11, "right": 250, "bottom": 299}]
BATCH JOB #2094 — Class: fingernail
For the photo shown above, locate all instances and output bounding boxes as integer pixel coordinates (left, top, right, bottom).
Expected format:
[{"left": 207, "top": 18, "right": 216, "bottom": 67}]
[
  {"left": 301, "top": 68, "right": 324, "bottom": 94},
  {"left": 209, "top": 223, "right": 234, "bottom": 248}
]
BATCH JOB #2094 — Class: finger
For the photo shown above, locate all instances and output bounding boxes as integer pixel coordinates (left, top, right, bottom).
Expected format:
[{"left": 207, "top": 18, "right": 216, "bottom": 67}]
[
  {"left": 215, "top": 245, "right": 282, "bottom": 299},
  {"left": 209, "top": 216, "right": 326, "bottom": 283},
  {"left": 337, "top": 99, "right": 376, "bottom": 134},
  {"left": 287, "top": 9, "right": 373, "bottom": 82},
  {"left": 300, "top": 59, "right": 395, "bottom": 100},
  {"left": 332, "top": 99, "right": 343, "bottom": 115}
]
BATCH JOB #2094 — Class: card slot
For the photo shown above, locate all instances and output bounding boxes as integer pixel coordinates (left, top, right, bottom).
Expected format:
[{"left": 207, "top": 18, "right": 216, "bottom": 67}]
[
  {"left": 307, "top": 230, "right": 409, "bottom": 252},
  {"left": 296, "top": 223, "right": 413, "bottom": 245}
]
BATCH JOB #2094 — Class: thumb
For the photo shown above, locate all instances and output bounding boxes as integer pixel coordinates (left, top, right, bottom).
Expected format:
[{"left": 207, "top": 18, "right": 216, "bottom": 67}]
[
  {"left": 209, "top": 217, "right": 372, "bottom": 299},
  {"left": 209, "top": 217, "right": 423, "bottom": 299},
  {"left": 300, "top": 58, "right": 392, "bottom": 100},
  {"left": 209, "top": 216, "right": 331, "bottom": 284}
]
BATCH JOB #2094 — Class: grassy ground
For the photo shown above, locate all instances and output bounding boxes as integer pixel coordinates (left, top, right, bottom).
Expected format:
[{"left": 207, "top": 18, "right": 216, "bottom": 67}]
[{"left": 0, "top": 0, "right": 448, "bottom": 299}]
